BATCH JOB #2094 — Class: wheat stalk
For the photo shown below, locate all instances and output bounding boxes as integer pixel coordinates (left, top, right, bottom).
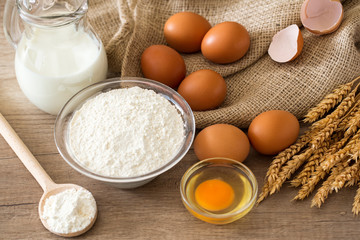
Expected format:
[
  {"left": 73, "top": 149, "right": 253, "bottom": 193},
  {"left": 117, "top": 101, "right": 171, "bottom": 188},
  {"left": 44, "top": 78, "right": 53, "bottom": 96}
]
[
  {"left": 257, "top": 131, "right": 313, "bottom": 204},
  {"left": 311, "top": 159, "right": 350, "bottom": 208},
  {"left": 344, "top": 105, "right": 360, "bottom": 137},
  {"left": 258, "top": 76, "right": 360, "bottom": 213},
  {"left": 265, "top": 132, "right": 311, "bottom": 183},
  {"left": 290, "top": 132, "right": 342, "bottom": 187},
  {"left": 311, "top": 86, "right": 358, "bottom": 131},
  {"left": 320, "top": 130, "right": 360, "bottom": 171},
  {"left": 270, "top": 148, "right": 314, "bottom": 195},
  {"left": 290, "top": 150, "right": 325, "bottom": 188},
  {"left": 352, "top": 182, "right": 360, "bottom": 215},
  {"left": 293, "top": 135, "right": 352, "bottom": 200},
  {"left": 337, "top": 104, "right": 360, "bottom": 131},
  {"left": 331, "top": 160, "right": 360, "bottom": 192},
  {"left": 310, "top": 118, "right": 341, "bottom": 149},
  {"left": 257, "top": 182, "right": 271, "bottom": 204},
  {"left": 303, "top": 79, "right": 358, "bottom": 123}
]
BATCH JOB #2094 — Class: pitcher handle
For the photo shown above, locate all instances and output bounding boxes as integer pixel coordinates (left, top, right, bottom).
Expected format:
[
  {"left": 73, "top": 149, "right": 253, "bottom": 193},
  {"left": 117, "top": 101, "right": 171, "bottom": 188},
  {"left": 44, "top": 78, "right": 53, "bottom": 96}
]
[{"left": 3, "top": 0, "right": 22, "bottom": 49}]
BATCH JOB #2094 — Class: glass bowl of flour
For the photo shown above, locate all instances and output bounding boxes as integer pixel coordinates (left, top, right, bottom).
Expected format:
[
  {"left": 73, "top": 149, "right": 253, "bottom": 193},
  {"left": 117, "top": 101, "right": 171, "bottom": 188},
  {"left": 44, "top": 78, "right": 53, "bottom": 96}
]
[{"left": 55, "top": 77, "right": 195, "bottom": 188}]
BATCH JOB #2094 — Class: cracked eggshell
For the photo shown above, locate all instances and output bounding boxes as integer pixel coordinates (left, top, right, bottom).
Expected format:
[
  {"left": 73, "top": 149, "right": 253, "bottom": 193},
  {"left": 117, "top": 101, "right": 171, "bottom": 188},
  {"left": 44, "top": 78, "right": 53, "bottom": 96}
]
[
  {"left": 268, "top": 24, "right": 303, "bottom": 63},
  {"left": 301, "top": 0, "right": 343, "bottom": 35}
]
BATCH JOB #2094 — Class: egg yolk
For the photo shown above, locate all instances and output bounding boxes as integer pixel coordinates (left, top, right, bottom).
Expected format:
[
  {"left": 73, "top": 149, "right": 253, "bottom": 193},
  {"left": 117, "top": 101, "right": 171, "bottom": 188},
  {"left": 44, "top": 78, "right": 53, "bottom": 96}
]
[{"left": 195, "top": 179, "right": 235, "bottom": 212}]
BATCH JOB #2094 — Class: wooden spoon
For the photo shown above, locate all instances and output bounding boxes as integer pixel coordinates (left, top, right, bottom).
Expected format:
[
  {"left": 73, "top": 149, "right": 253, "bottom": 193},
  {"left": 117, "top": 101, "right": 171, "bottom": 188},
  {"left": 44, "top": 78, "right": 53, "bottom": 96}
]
[{"left": 0, "top": 113, "right": 97, "bottom": 237}]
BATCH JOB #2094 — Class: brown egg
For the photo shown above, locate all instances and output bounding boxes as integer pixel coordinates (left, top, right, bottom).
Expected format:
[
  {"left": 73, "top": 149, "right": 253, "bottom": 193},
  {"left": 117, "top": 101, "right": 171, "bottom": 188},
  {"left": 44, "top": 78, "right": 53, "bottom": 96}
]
[
  {"left": 164, "top": 12, "right": 211, "bottom": 53},
  {"left": 141, "top": 45, "right": 186, "bottom": 88},
  {"left": 248, "top": 110, "right": 300, "bottom": 155},
  {"left": 194, "top": 124, "right": 250, "bottom": 162},
  {"left": 177, "top": 69, "right": 226, "bottom": 111},
  {"left": 201, "top": 21, "right": 250, "bottom": 64}
]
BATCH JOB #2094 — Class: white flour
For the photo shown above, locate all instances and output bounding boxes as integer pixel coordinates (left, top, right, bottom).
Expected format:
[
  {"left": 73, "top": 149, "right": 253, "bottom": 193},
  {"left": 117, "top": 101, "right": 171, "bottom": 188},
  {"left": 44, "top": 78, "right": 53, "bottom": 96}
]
[
  {"left": 41, "top": 188, "right": 96, "bottom": 234},
  {"left": 69, "top": 86, "right": 185, "bottom": 177}
]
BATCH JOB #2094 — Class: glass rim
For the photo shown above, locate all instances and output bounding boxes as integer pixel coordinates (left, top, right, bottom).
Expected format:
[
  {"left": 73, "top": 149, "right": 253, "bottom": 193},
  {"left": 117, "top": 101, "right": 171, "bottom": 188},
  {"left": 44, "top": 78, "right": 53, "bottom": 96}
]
[
  {"left": 17, "top": 0, "right": 88, "bottom": 27},
  {"left": 180, "top": 157, "right": 258, "bottom": 220},
  {"left": 54, "top": 77, "right": 196, "bottom": 184}
]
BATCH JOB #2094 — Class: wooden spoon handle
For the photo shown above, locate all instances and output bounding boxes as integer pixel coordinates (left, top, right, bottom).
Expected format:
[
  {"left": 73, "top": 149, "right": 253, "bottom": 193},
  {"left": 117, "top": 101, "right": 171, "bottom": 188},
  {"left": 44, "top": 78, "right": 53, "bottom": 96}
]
[{"left": 0, "top": 113, "right": 55, "bottom": 192}]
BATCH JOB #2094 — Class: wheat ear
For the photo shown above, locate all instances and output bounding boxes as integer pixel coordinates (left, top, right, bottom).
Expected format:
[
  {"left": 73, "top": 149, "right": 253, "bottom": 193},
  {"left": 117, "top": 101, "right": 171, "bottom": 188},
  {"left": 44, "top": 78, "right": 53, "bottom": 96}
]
[
  {"left": 311, "top": 86, "right": 358, "bottom": 130},
  {"left": 270, "top": 148, "right": 314, "bottom": 195},
  {"left": 290, "top": 133, "right": 341, "bottom": 187},
  {"left": 352, "top": 182, "right": 360, "bottom": 215},
  {"left": 320, "top": 130, "right": 360, "bottom": 171},
  {"left": 311, "top": 159, "right": 349, "bottom": 208},
  {"left": 293, "top": 135, "right": 352, "bottom": 200},
  {"left": 304, "top": 79, "right": 357, "bottom": 123},
  {"left": 331, "top": 160, "right": 360, "bottom": 192}
]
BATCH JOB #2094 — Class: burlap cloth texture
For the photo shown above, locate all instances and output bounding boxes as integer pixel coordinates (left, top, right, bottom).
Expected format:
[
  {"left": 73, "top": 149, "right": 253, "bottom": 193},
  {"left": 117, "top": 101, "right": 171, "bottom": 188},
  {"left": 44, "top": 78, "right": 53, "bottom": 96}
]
[{"left": 88, "top": 0, "right": 360, "bottom": 129}]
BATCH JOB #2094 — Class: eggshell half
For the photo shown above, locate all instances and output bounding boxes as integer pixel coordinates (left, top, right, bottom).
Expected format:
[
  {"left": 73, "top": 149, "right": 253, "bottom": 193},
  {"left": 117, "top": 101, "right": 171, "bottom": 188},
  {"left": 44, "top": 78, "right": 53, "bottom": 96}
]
[
  {"left": 301, "top": 0, "right": 343, "bottom": 35},
  {"left": 268, "top": 24, "right": 303, "bottom": 63}
]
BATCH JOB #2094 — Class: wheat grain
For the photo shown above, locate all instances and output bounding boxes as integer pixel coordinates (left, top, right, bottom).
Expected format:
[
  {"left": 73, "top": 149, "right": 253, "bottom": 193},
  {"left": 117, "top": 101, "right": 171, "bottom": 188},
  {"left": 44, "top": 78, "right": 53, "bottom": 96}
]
[
  {"left": 311, "top": 87, "right": 357, "bottom": 130},
  {"left": 257, "top": 132, "right": 312, "bottom": 203},
  {"left": 304, "top": 80, "right": 355, "bottom": 123},
  {"left": 293, "top": 136, "right": 351, "bottom": 200},
  {"left": 257, "top": 182, "right": 271, "bottom": 204},
  {"left": 310, "top": 119, "right": 341, "bottom": 149},
  {"left": 331, "top": 160, "right": 360, "bottom": 192},
  {"left": 344, "top": 106, "right": 360, "bottom": 137},
  {"left": 311, "top": 159, "right": 349, "bottom": 207},
  {"left": 321, "top": 130, "right": 360, "bottom": 171},
  {"left": 290, "top": 133, "right": 341, "bottom": 187},
  {"left": 265, "top": 132, "right": 311, "bottom": 184},
  {"left": 337, "top": 105, "right": 359, "bottom": 131},
  {"left": 352, "top": 182, "right": 360, "bottom": 215},
  {"left": 270, "top": 148, "right": 314, "bottom": 195}
]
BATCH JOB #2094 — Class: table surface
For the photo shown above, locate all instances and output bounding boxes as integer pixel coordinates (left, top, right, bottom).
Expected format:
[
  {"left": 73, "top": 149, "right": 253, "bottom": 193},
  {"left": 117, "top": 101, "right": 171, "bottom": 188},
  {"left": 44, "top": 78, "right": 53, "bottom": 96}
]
[{"left": 1, "top": 3, "right": 360, "bottom": 240}]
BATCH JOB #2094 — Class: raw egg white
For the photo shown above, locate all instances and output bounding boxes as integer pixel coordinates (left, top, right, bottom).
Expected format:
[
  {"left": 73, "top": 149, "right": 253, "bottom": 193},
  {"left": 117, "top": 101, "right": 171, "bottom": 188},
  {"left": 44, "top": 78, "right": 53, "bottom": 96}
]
[{"left": 177, "top": 69, "right": 227, "bottom": 111}]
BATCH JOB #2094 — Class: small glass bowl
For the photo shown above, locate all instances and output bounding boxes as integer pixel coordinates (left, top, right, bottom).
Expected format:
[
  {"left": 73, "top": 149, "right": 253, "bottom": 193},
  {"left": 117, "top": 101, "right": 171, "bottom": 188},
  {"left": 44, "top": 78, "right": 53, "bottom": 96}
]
[
  {"left": 54, "top": 77, "right": 195, "bottom": 189},
  {"left": 180, "top": 158, "right": 258, "bottom": 224}
]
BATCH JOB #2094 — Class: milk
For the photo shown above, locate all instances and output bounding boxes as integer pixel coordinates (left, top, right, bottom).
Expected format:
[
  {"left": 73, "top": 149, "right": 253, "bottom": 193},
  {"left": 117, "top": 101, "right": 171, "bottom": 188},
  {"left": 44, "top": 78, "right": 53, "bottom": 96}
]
[{"left": 15, "top": 25, "right": 108, "bottom": 115}]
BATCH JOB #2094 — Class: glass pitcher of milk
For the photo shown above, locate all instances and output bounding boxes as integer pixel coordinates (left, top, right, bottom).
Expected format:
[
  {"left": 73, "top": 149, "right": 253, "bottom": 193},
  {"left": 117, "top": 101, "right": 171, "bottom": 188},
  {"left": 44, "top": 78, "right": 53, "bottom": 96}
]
[{"left": 4, "top": 0, "right": 108, "bottom": 115}]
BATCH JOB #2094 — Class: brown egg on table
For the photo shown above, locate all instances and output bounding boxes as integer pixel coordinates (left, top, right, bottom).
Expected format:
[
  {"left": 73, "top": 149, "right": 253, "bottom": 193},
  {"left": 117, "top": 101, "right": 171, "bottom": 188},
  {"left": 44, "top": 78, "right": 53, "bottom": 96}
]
[
  {"left": 164, "top": 12, "right": 211, "bottom": 53},
  {"left": 201, "top": 21, "right": 250, "bottom": 64},
  {"left": 177, "top": 69, "right": 227, "bottom": 111},
  {"left": 300, "top": 0, "right": 343, "bottom": 35},
  {"left": 141, "top": 45, "right": 186, "bottom": 88},
  {"left": 268, "top": 24, "right": 303, "bottom": 63},
  {"left": 194, "top": 124, "right": 250, "bottom": 163},
  {"left": 247, "top": 110, "right": 300, "bottom": 155}
]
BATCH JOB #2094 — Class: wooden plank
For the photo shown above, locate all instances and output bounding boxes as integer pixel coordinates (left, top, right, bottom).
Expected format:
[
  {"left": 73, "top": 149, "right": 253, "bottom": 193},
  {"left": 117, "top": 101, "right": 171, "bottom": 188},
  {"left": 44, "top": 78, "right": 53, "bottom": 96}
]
[{"left": 0, "top": 1, "right": 359, "bottom": 239}]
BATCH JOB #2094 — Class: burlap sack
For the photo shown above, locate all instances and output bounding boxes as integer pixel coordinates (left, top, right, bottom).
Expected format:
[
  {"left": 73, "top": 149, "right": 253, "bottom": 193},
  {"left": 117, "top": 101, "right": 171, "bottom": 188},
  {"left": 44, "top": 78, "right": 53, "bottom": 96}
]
[{"left": 88, "top": 0, "right": 360, "bottom": 128}]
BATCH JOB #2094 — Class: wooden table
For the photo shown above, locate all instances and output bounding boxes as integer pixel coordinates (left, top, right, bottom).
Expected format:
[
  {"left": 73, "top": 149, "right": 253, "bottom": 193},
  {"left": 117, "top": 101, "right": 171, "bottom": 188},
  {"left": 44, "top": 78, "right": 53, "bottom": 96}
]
[{"left": 1, "top": 5, "right": 360, "bottom": 240}]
